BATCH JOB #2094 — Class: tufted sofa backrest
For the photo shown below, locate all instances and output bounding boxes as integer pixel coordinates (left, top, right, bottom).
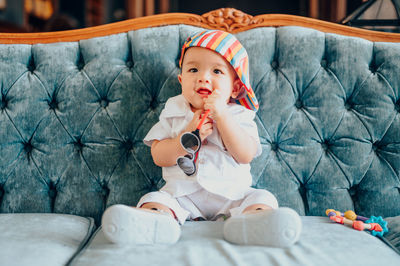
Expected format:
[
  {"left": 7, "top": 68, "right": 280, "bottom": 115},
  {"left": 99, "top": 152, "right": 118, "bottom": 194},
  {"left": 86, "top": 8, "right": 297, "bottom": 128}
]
[{"left": 1, "top": 24, "right": 399, "bottom": 224}]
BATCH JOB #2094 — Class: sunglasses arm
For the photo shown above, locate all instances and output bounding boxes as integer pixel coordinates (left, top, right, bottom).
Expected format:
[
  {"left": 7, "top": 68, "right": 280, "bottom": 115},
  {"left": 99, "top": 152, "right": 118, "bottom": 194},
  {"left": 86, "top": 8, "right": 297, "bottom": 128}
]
[{"left": 196, "top": 109, "right": 210, "bottom": 130}]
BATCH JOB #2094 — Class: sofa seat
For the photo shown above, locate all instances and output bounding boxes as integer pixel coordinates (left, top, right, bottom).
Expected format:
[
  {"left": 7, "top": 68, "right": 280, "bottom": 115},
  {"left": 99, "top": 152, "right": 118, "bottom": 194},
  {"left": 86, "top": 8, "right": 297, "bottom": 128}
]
[
  {"left": 70, "top": 216, "right": 400, "bottom": 266},
  {"left": 0, "top": 214, "right": 94, "bottom": 266}
]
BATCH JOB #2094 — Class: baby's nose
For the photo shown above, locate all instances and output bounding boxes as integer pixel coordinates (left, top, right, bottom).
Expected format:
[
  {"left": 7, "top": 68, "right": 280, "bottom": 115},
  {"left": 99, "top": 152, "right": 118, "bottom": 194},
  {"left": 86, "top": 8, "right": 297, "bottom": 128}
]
[{"left": 198, "top": 76, "right": 210, "bottom": 83}]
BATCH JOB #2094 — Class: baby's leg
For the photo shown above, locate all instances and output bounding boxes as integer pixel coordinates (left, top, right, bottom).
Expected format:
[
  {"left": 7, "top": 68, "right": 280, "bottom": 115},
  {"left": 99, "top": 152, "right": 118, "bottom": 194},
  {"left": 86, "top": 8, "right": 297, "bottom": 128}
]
[
  {"left": 242, "top": 203, "right": 272, "bottom": 213},
  {"left": 102, "top": 192, "right": 183, "bottom": 245},
  {"left": 140, "top": 202, "right": 175, "bottom": 217},
  {"left": 223, "top": 189, "right": 302, "bottom": 248}
]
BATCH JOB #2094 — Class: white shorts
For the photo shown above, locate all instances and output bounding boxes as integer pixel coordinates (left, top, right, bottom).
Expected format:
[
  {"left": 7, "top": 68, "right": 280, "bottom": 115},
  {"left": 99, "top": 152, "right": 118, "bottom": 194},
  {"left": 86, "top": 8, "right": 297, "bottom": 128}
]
[{"left": 137, "top": 187, "right": 278, "bottom": 225}]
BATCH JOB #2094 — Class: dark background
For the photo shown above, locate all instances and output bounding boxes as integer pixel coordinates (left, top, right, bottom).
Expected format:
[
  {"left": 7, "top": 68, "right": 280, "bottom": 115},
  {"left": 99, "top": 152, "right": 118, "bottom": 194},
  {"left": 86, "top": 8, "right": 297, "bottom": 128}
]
[
  {"left": 0, "top": 0, "right": 366, "bottom": 33},
  {"left": 176, "top": 0, "right": 308, "bottom": 16}
]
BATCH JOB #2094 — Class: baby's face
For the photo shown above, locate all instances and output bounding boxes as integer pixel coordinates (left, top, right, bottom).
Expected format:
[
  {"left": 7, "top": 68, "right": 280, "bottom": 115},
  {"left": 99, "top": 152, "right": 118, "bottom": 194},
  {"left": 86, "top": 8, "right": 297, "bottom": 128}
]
[{"left": 178, "top": 47, "right": 238, "bottom": 111}]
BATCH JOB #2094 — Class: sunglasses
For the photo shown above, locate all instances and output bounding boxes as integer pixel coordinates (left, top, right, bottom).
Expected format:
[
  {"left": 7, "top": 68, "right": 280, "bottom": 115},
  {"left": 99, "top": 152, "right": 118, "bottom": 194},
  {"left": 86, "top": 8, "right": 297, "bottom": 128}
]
[{"left": 177, "top": 110, "right": 210, "bottom": 176}]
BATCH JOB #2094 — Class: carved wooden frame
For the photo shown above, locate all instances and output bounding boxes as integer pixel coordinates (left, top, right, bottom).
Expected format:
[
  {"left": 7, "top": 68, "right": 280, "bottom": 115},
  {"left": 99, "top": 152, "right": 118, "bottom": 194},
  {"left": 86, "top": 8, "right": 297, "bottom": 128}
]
[{"left": 1, "top": 8, "right": 400, "bottom": 44}]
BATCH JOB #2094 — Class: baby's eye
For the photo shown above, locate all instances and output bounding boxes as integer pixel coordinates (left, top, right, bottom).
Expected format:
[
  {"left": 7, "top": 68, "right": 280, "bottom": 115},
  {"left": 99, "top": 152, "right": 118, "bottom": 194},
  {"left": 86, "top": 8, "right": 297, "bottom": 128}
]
[
  {"left": 189, "top": 68, "right": 198, "bottom": 73},
  {"left": 213, "top": 69, "right": 223, "bottom": 74}
]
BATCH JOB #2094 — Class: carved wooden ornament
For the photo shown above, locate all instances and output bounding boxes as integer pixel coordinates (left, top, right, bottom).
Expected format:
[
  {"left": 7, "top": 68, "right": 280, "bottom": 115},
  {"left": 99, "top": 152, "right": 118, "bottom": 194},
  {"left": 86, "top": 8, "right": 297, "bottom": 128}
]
[{"left": 198, "top": 8, "right": 262, "bottom": 31}]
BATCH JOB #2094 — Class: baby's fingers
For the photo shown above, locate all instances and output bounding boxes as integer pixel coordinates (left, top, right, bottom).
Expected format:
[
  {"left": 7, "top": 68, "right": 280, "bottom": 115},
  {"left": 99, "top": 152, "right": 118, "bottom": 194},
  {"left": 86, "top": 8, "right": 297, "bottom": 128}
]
[
  {"left": 199, "top": 122, "right": 213, "bottom": 140},
  {"left": 201, "top": 121, "right": 213, "bottom": 130},
  {"left": 194, "top": 109, "right": 204, "bottom": 118}
]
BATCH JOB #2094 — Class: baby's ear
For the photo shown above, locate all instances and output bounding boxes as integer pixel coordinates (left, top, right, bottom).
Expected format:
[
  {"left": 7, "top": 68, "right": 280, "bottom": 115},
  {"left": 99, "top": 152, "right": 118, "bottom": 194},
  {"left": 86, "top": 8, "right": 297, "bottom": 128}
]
[
  {"left": 178, "top": 74, "right": 182, "bottom": 85},
  {"left": 231, "top": 79, "right": 243, "bottom": 99}
]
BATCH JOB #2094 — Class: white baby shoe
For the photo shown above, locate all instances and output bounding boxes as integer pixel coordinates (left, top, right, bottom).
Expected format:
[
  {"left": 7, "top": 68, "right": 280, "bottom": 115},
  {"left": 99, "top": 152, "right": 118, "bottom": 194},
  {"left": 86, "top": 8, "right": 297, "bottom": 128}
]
[
  {"left": 223, "top": 207, "right": 302, "bottom": 248},
  {"left": 101, "top": 204, "right": 181, "bottom": 245}
]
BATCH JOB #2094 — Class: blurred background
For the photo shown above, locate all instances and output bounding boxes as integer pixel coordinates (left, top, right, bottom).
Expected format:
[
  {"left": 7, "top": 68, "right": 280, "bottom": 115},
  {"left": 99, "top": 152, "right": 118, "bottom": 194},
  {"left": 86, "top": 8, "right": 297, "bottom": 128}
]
[{"left": 0, "top": 0, "right": 398, "bottom": 33}]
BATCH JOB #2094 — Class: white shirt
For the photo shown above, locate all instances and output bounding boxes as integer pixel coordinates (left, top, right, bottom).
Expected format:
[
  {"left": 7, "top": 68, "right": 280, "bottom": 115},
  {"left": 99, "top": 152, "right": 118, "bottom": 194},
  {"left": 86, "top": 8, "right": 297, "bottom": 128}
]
[{"left": 143, "top": 95, "right": 262, "bottom": 200}]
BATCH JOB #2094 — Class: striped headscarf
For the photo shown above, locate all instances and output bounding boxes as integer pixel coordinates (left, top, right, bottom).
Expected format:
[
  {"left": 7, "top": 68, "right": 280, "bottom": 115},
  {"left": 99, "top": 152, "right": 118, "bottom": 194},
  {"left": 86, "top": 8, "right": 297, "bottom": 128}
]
[{"left": 179, "top": 30, "right": 259, "bottom": 111}]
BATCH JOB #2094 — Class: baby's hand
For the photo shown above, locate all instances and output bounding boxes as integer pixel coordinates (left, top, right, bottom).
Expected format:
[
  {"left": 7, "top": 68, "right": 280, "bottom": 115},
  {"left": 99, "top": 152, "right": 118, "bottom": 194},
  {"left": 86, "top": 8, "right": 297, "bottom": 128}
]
[
  {"left": 184, "top": 109, "right": 203, "bottom": 133},
  {"left": 184, "top": 110, "right": 213, "bottom": 141},
  {"left": 198, "top": 112, "right": 213, "bottom": 141},
  {"left": 203, "top": 89, "right": 229, "bottom": 121}
]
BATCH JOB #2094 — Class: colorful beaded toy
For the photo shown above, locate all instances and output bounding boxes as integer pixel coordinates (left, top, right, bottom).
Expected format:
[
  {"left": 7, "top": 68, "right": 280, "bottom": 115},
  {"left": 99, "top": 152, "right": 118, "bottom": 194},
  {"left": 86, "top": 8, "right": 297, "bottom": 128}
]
[{"left": 326, "top": 209, "right": 389, "bottom": 237}]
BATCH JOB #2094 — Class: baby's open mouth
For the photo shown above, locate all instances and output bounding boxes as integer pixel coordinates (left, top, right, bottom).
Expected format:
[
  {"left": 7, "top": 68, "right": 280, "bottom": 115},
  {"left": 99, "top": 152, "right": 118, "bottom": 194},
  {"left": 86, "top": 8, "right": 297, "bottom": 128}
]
[{"left": 196, "top": 88, "right": 212, "bottom": 96}]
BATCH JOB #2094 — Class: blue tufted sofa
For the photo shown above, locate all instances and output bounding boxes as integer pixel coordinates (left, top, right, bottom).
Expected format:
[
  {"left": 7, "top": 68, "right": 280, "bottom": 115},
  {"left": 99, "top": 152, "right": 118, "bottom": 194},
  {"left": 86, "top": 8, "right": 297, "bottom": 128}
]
[{"left": 1, "top": 8, "right": 400, "bottom": 266}]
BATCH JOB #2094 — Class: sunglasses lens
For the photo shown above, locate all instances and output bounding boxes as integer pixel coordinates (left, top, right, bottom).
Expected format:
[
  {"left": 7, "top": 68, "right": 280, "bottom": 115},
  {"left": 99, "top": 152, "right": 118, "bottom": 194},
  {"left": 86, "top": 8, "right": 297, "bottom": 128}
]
[
  {"left": 181, "top": 132, "right": 200, "bottom": 152},
  {"left": 177, "top": 155, "right": 196, "bottom": 176}
]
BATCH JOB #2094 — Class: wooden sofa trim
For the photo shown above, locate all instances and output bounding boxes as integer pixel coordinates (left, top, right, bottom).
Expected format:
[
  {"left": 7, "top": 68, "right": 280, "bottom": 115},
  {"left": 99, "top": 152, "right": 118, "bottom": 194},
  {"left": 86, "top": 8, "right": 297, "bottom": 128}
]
[{"left": 1, "top": 8, "right": 400, "bottom": 44}]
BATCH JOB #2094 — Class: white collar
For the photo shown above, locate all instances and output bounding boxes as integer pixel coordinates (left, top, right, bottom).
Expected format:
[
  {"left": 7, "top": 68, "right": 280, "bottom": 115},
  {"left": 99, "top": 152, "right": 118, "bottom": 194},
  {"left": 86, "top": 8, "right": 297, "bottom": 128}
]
[
  {"left": 161, "top": 94, "right": 192, "bottom": 118},
  {"left": 162, "top": 94, "right": 250, "bottom": 118}
]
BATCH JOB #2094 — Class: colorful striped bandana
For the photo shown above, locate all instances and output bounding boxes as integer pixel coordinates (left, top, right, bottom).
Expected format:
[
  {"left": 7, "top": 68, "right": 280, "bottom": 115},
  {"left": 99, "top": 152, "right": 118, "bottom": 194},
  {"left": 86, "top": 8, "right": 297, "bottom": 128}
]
[{"left": 179, "top": 30, "right": 259, "bottom": 111}]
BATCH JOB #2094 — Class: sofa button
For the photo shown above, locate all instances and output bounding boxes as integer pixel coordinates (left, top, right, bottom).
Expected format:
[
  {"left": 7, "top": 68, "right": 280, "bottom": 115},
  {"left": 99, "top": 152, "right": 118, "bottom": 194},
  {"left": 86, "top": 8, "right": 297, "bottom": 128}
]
[
  {"left": 48, "top": 97, "right": 58, "bottom": 110},
  {"left": 27, "top": 57, "right": 35, "bottom": 72},
  {"left": 321, "top": 140, "right": 330, "bottom": 152},
  {"left": 74, "top": 137, "right": 84, "bottom": 152},
  {"left": 150, "top": 99, "right": 158, "bottom": 109},
  {"left": 48, "top": 181, "right": 57, "bottom": 199},
  {"left": 271, "top": 61, "right": 279, "bottom": 69},
  {"left": 99, "top": 98, "right": 109, "bottom": 108},
  {"left": 345, "top": 101, "right": 353, "bottom": 110},
  {"left": 122, "top": 139, "right": 134, "bottom": 151},
  {"left": 48, "top": 188, "right": 57, "bottom": 199},
  {"left": 77, "top": 61, "right": 85, "bottom": 71},
  {"left": 395, "top": 101, "right": 400, "bottom": 112},
  {"left": 77, "top": 53, "right": 85, "bottom": 70},
  {"left": 270, "top": 142, "right": 278, "bottom": 151},
  {"left": 320, "top": 59, "right": 328, "bottom": 68},
  {"left": 126, "top": 60, "right": 134, "bottom": 69},
  {"left": 369, "top": 62, "right": 379, "bottom": 73},
  {"left": 23, "top": 141, "right": 33, "bottom": 154},
  {"left": 0, "top": 97, "right": 7, "bottom": 110},
  {"left": 295, "top": 99, "right": 303, "bottom": 109},
  {"left": 101, "top": 186, "right": 110, "bottom": 198},
  {"left": 372, "top": 141, "right": 381, "bottom": 152}
]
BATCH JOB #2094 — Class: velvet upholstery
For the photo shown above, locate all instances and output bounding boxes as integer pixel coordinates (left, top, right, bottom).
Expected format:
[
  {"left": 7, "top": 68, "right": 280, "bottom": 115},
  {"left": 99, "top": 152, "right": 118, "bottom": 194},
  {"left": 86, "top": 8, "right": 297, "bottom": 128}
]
[{"left": 1, "top": 25, "right": 399, "bottom": 226}]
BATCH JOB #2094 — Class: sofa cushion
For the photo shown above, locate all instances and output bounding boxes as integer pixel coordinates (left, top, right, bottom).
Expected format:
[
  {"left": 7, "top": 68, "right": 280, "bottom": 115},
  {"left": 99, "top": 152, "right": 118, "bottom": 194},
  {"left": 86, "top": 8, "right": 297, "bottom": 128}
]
[
  {"left": 70, "top": 216, "right": 400, "bottom": 266},
  {"left": 0, "top": 213, "right": 94, "bottom": 266}
]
